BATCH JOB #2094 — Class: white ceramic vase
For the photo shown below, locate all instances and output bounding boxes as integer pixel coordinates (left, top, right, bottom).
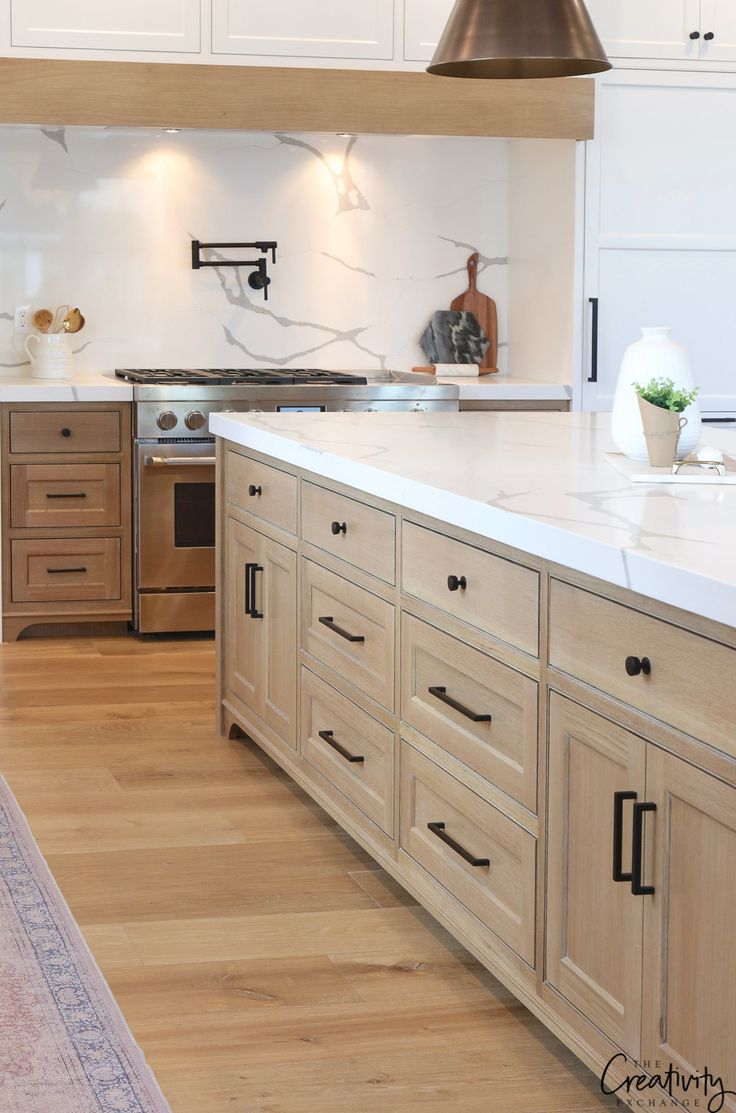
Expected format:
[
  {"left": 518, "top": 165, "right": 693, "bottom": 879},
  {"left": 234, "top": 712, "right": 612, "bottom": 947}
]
[
  {"left": 610, "top": 327, "right": 701, "bottom": 462},
  {"left": 24, "top": 333, "right": 72, "bottom": 380}
]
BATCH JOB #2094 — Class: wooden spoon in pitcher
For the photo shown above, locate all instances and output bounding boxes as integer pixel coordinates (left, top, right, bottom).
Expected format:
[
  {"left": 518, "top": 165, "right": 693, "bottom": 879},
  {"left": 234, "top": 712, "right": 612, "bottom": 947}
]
[{"left": 32, "top": 309, "right": 53, "bottom": 333}]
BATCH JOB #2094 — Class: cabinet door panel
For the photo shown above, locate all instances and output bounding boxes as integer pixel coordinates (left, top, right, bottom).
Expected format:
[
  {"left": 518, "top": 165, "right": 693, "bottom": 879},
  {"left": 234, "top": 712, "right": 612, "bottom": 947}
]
[
  {"left": 261, "top": 537, "right": 297, "bottom": 749},
  {"left": 584, "top": 0, "right": 701, "bottom": 60},
  {"left": 642, "top": 749, "right": 736, "bottom": 1109},
  {"left": 11, "top": 0, "right": 200, "bottom": 52},
  {"left": 212, "top": 0, "right": 394, "bottom": 60},
  {"left": 546, "top": 695, "right": 644, "bottom": 1057},
  {"left": 404, "top": 0, "right": 454, "bottom": 62},
  {"left": 700, "top": 0, "right": 736, "bottom": 61},
  {"left": 225, "top": 518, "right": 262, "bottom": 716}
]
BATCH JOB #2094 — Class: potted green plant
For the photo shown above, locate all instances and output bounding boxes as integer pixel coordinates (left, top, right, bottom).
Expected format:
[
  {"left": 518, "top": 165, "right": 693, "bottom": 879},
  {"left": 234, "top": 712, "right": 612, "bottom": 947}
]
[{"left": 633, "top": 377, "right": 700, "bottom": 467}]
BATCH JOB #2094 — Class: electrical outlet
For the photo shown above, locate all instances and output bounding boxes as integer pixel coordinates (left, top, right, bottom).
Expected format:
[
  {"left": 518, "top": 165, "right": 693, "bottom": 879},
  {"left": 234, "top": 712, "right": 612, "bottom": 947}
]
[{"left": 14, "top": 305, "right": 31, "bottom": 333}]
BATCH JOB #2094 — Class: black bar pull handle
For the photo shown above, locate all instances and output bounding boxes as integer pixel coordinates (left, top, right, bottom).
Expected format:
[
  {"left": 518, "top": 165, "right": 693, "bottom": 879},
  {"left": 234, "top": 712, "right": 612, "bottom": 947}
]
[
  {"left": 249, "top": 564, "right": 264, "bottom": 620},
  {"left": 631, "top": 802, "right": 657, "bottom": 896},
  {"left": 428, "top": 822, "right": 490, "bottom": 868},
  {"left": 318, "top": 616, "right": 365, "bottom": 643},
  {"left": 47, "top": 566, "right": 87, "bottom": 574},
  {"left": 244, "top": 562, "right": 254, "bottom": 615},
  {"left": 318, "top": 730, "right": 365, "bottom": 764},
  {"left": 428, "top": 686, "right": 492, "bottom": 724},
  {"left": 46, "top": 492, "right": 87, "bottom": 500},
  {"left": 588, "top": 297, "right": 599, "bottom": 383},
  {"left": 613, "top": 791, "right": 637, "bottom": 882}
]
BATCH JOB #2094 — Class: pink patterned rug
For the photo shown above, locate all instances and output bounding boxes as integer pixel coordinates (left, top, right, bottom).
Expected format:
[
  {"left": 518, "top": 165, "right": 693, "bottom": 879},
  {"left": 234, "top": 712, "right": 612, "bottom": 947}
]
[{"left": 0, "top": 777, "right": 172, "bottom": 1113}]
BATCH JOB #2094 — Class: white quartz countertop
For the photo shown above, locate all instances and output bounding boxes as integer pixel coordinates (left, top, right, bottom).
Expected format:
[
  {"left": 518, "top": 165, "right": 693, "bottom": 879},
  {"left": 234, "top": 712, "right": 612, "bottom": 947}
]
[
  {"left": 0, "top": 372, "right": 132, "bottom": 401},
  {"left": 210, "top": 409, "right": 736, "bottom": 630},
  {"left": 435, "top": 376, "right": 571, "bottom": 402}
]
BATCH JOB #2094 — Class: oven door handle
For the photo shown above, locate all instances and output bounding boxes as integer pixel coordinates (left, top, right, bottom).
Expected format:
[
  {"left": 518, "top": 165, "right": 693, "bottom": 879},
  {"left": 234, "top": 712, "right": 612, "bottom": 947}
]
[{"left": 144, "top": 456, "right": 217, "bottom": 468}]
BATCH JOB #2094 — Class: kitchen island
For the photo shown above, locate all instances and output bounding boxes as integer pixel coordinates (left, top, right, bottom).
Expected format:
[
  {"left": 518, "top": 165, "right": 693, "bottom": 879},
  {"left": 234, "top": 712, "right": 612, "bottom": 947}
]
[{"left": 212, "top": 409, "right": 736, "bottom": 1106}]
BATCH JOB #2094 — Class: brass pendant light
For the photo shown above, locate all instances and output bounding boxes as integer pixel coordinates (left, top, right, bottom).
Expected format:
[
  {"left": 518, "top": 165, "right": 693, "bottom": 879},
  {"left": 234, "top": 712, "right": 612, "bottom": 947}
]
[{"left": 427, "top": 0, "right": 612, "bottom": 79}]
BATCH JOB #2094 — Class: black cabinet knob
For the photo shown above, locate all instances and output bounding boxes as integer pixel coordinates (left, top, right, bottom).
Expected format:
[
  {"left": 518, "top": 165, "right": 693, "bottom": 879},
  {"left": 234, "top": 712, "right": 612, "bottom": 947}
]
[
  {"left": 331, "top": 521, "right": 347, "bottom": 535},
  {"left": 248, "top": 484, "right": 262, "bottom": 497},
  {"left": 60, "top": 427, "right": 72, "bottom": 438},
  {"left": 704, "top": 31, "right": 715, "bottom": 40},
  {"left": 447, "top": 574, "right": 467, "bottom": 592},
  {"left": 625, "top": 656, "right": 652, "bottom": 677},
  {"left": 690, "top": 30, "right": 701, "bottom": 38}
]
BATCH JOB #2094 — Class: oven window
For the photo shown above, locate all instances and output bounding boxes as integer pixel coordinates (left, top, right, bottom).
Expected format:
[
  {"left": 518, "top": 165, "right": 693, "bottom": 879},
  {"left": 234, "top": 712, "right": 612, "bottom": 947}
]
[{"left": 174, "top": 483, "right": 216, "bottom": 548}]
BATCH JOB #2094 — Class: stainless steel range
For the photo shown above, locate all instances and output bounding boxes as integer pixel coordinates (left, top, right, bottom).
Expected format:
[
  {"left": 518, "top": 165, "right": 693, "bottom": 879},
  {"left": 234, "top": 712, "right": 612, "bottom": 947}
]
[{"left": 119, "top": 367, "right": 458, "bottom": 634}]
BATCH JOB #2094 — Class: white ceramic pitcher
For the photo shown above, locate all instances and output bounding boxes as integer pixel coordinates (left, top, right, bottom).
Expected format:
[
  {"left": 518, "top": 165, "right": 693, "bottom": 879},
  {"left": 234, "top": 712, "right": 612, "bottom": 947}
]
[{"left": 24, "top": 333, "right": 72, "bottom": 380}]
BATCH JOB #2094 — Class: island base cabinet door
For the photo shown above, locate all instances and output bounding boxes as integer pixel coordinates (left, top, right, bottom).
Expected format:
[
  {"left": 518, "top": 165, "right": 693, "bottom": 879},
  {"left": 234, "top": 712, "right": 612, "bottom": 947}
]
[
  {"left": 546, "top": 696, "right": 645, "bottom": 1057},
  {"left": 641, "top": 748, "right": 736, "bottom": 1111},
  {"left": 225, "top": 518, "right": 297, "bottom": 750}
]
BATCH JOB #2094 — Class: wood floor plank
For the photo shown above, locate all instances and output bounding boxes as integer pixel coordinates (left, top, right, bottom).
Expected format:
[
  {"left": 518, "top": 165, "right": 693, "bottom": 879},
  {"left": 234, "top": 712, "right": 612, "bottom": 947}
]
[{"left": 0, "top": 635, "right": 617, "bottom": 1112}]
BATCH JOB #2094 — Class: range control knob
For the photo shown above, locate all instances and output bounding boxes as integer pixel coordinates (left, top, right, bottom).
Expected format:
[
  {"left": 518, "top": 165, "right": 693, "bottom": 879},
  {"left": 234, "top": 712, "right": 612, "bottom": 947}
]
[
  {"left": 156, "top": 410, "right": 178, "bottom": 431},
  {"left": 185, "top": 410, "right": 206, "bottom": 431}
]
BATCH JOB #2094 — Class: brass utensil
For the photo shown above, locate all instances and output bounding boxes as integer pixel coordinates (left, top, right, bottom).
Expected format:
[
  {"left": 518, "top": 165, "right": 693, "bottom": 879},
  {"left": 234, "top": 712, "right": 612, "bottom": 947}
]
[
  {"left": 32, "top": 309, "right": 53, "bottom": 333},
  {"left": 51, "top": 304, "right": 71, "bottom": 333},
  {"left": 62, "top": 308, "right": 85, "bottom": 334}
]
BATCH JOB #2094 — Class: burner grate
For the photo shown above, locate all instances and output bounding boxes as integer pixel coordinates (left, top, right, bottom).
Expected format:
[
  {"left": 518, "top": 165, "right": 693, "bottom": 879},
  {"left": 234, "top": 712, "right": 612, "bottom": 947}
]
[{"left": 116, "top": 368, "right": 368, "bottom": 386}]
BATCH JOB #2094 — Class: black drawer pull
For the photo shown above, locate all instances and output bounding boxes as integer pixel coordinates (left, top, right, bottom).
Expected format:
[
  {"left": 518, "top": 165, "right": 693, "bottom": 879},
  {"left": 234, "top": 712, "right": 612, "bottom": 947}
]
[
  {"left": 331, "top": 521, "right": 347, "bottom": 535},
  {"left": 428, "top": 822, "right": 490, "bottom": 868},
  {"left": 631, "top": 802, "right": 657, "bottom": 896},
  {"left": 690, "top": 30, "right": 701, "bottom": 39},
  {"left": 60, "top": 427, "right": 72, "bottom": 438},
  {"left": 248, "top": 484, "right": 262, "bottom": 497},
  {"left": 625, "top": 655, "right": 651, "bottom": 677},
  {"left": 447, "top": 574, "right": 467, "bottom": 592},
  {"left": 46, "top": 492, "right": 87, "bottom": 500},
  {"left": 704, "top": 31, "right": 715, "bottom": 40},
  {"left": 428, "top": 685, "right": 492, "bottom": 723},
  {"left": 318, "top": 729, "right": 365, "bottom": 764},
  {"left": 613, "top": 791, "right": 637, "bottom": 882},
  {"left": 318, "top": 616, "right": 365, "bottom": 643},
  {"left": 47, "top": 566, "right": 87, "bottom": 574}
]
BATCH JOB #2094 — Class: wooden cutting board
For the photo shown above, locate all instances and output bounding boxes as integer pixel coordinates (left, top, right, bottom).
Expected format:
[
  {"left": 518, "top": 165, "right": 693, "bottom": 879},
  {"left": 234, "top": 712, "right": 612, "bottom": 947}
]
[{"left": 450, "top": 252, "right": 499, "bottom": 374}]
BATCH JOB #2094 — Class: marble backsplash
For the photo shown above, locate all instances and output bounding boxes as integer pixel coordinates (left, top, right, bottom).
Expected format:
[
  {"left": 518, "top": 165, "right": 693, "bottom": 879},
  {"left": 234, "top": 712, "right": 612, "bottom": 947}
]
[{"left": 0, "top": 126, "right": 509, "bottom": 374}]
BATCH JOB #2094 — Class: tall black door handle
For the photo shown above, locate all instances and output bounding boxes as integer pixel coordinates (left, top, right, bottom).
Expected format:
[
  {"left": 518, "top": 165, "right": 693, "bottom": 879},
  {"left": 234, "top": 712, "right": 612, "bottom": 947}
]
[
  {"left": 428, "top": 822, "right": 490, "bottom": 868},
  {"left": 428, "top": 686, "right": 492, "bottom": 723},
  {"left": 613, "top": 791, "right": 637, "bottom": 882},
  {"left": 588, "top": 297, "right": 599, "bottom": 383},
  {"left": 245, "top": 563, "right": 264, "bottom": 619},
  {"left": 631, "top": 802, "right": 657, "bottom": 896}
]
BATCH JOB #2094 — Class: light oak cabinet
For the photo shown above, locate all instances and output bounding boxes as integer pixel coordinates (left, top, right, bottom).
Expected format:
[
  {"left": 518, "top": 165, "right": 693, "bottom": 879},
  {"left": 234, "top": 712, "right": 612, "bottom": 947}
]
[
  {"left": 224, "top": 516, "right": 297, "bottom": 749},
  {"left": 547, "top": 694, "right": 736, "bottom": 1104},
  {"left": 10, "top": 0, "right": 201, "bottom": 53},
  {"left": 212, "top": 0, "right": 395, "bottom": 60}
]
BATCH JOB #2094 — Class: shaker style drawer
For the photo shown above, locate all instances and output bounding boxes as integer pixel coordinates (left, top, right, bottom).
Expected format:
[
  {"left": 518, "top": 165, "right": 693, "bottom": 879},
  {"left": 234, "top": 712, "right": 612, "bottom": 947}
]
[
  {"left": 226, "top": 451, "right": 297, "bottom": 535},
  {"left": 549, "top": 579, "right": 736, "bottom": 758},
  {"left": 401, "top": 614, "right": 538, "bottom": 812},
  {"left": 301, "top": 668, "right": 395, "bottom": 837},
  {"left": 9, "top": 410, "right": 121, "bottom": 454},
  {"left": 400, "top": 742, "right": 536, "bottom": 965},
  {"left": 302, "top": 482, "right": 396, "bottom": 585},
  {"left": 402, "top": 522, "right": 540, "bottom": 657},
  {"left": 10, "top": 464, "right": 121, "bottom": 528},
  {"left": 11, "top": 538, "right": 121, "bottom": 603},
  {"left": 301, "top": 560, "right": 395, "bottom": 711}
]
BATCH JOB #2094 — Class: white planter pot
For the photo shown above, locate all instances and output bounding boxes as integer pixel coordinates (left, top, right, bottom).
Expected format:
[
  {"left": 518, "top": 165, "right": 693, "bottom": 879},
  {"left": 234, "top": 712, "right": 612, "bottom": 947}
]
[{"left": 610, "top": 327, "right": 701, "bottom": 462}]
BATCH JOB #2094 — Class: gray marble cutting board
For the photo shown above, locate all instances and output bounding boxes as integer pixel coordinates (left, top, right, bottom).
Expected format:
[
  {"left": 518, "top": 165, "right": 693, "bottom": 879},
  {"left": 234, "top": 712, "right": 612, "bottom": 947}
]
[{"left": 420, "top": 311, "right": 490, "bottom": 366}]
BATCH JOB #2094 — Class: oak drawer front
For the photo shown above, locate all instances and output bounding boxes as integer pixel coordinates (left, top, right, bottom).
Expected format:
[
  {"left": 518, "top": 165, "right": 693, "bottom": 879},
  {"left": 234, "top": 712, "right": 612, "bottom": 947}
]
[
  {"left": 226, "top": 451, "right": 297, "bottom": 534},
  {"left": 549, "top": 579, "right": 736, "bottom": 757},
  {"left": 402, "top": 522, "right": 539, "bottom": 656},
  {"left": 301, "top": 668, "right": 395, "bottom": 836},
  {"left": 9, "top": 410, "right": 121, "bottom": 454},
  {"left": 10, "top": 464, "right": 121, "bottom": 528},
  {"left": 301, "top": 560, "right": 395, "bottom": 711},
  {"left": 400, "top": 742, "right": 536, "bottom": 964},
  {"left": 401, "top": 614, "right": 538, "bottom": 812},
  {"left": 302, "top": 482, "right": 396, "bottom": 584},
  {"left": 11, "top": 538, "right": 121, "bottom": 603}
]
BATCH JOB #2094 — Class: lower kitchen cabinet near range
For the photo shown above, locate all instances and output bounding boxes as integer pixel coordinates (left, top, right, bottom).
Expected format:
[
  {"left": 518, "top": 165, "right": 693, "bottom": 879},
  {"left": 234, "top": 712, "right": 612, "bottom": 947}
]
[
  {"left": 225, "top": 516, "right": 297, "bottom": 749},
  {"left": 547, "top": 694, "right": 736, "bottom": 1105}
]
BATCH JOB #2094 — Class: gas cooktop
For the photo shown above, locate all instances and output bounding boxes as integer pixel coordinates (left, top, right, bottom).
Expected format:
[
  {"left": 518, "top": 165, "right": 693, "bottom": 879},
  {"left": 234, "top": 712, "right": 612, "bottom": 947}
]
[{"left": 116, "top": 368, "right": 368, "bottom": 386}]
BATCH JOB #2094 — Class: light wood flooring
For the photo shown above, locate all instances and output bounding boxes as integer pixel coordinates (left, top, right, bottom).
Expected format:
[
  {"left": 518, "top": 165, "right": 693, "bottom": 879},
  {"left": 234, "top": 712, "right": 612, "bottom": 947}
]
[{"left": 0, "top": 636, "right": 617, "bottom": 1113}]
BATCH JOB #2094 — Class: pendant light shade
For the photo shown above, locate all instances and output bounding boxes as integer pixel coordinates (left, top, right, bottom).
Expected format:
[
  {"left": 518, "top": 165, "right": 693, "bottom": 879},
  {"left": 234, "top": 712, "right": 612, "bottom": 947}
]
[{"left": 427, "top": 0, "right": 612, "bottom": 79}]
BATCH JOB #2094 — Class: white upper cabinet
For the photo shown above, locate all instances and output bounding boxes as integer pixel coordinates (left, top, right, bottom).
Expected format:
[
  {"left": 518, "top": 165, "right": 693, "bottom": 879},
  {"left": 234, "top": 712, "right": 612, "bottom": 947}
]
[
  {"left": 699, "top": 0, "right": 736, "bottom": 62},
  {"left": 404, "top": 0, "right": 454, "bottom": 62},
  {"left": 585, "top": 0, "right": 702, "bottom": 61},
  {"left": 10, "top": 0, "right": 201, "bottom": 53},
  {"left": 212, "top": 0, "right": 394, "bottom": 60}
]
